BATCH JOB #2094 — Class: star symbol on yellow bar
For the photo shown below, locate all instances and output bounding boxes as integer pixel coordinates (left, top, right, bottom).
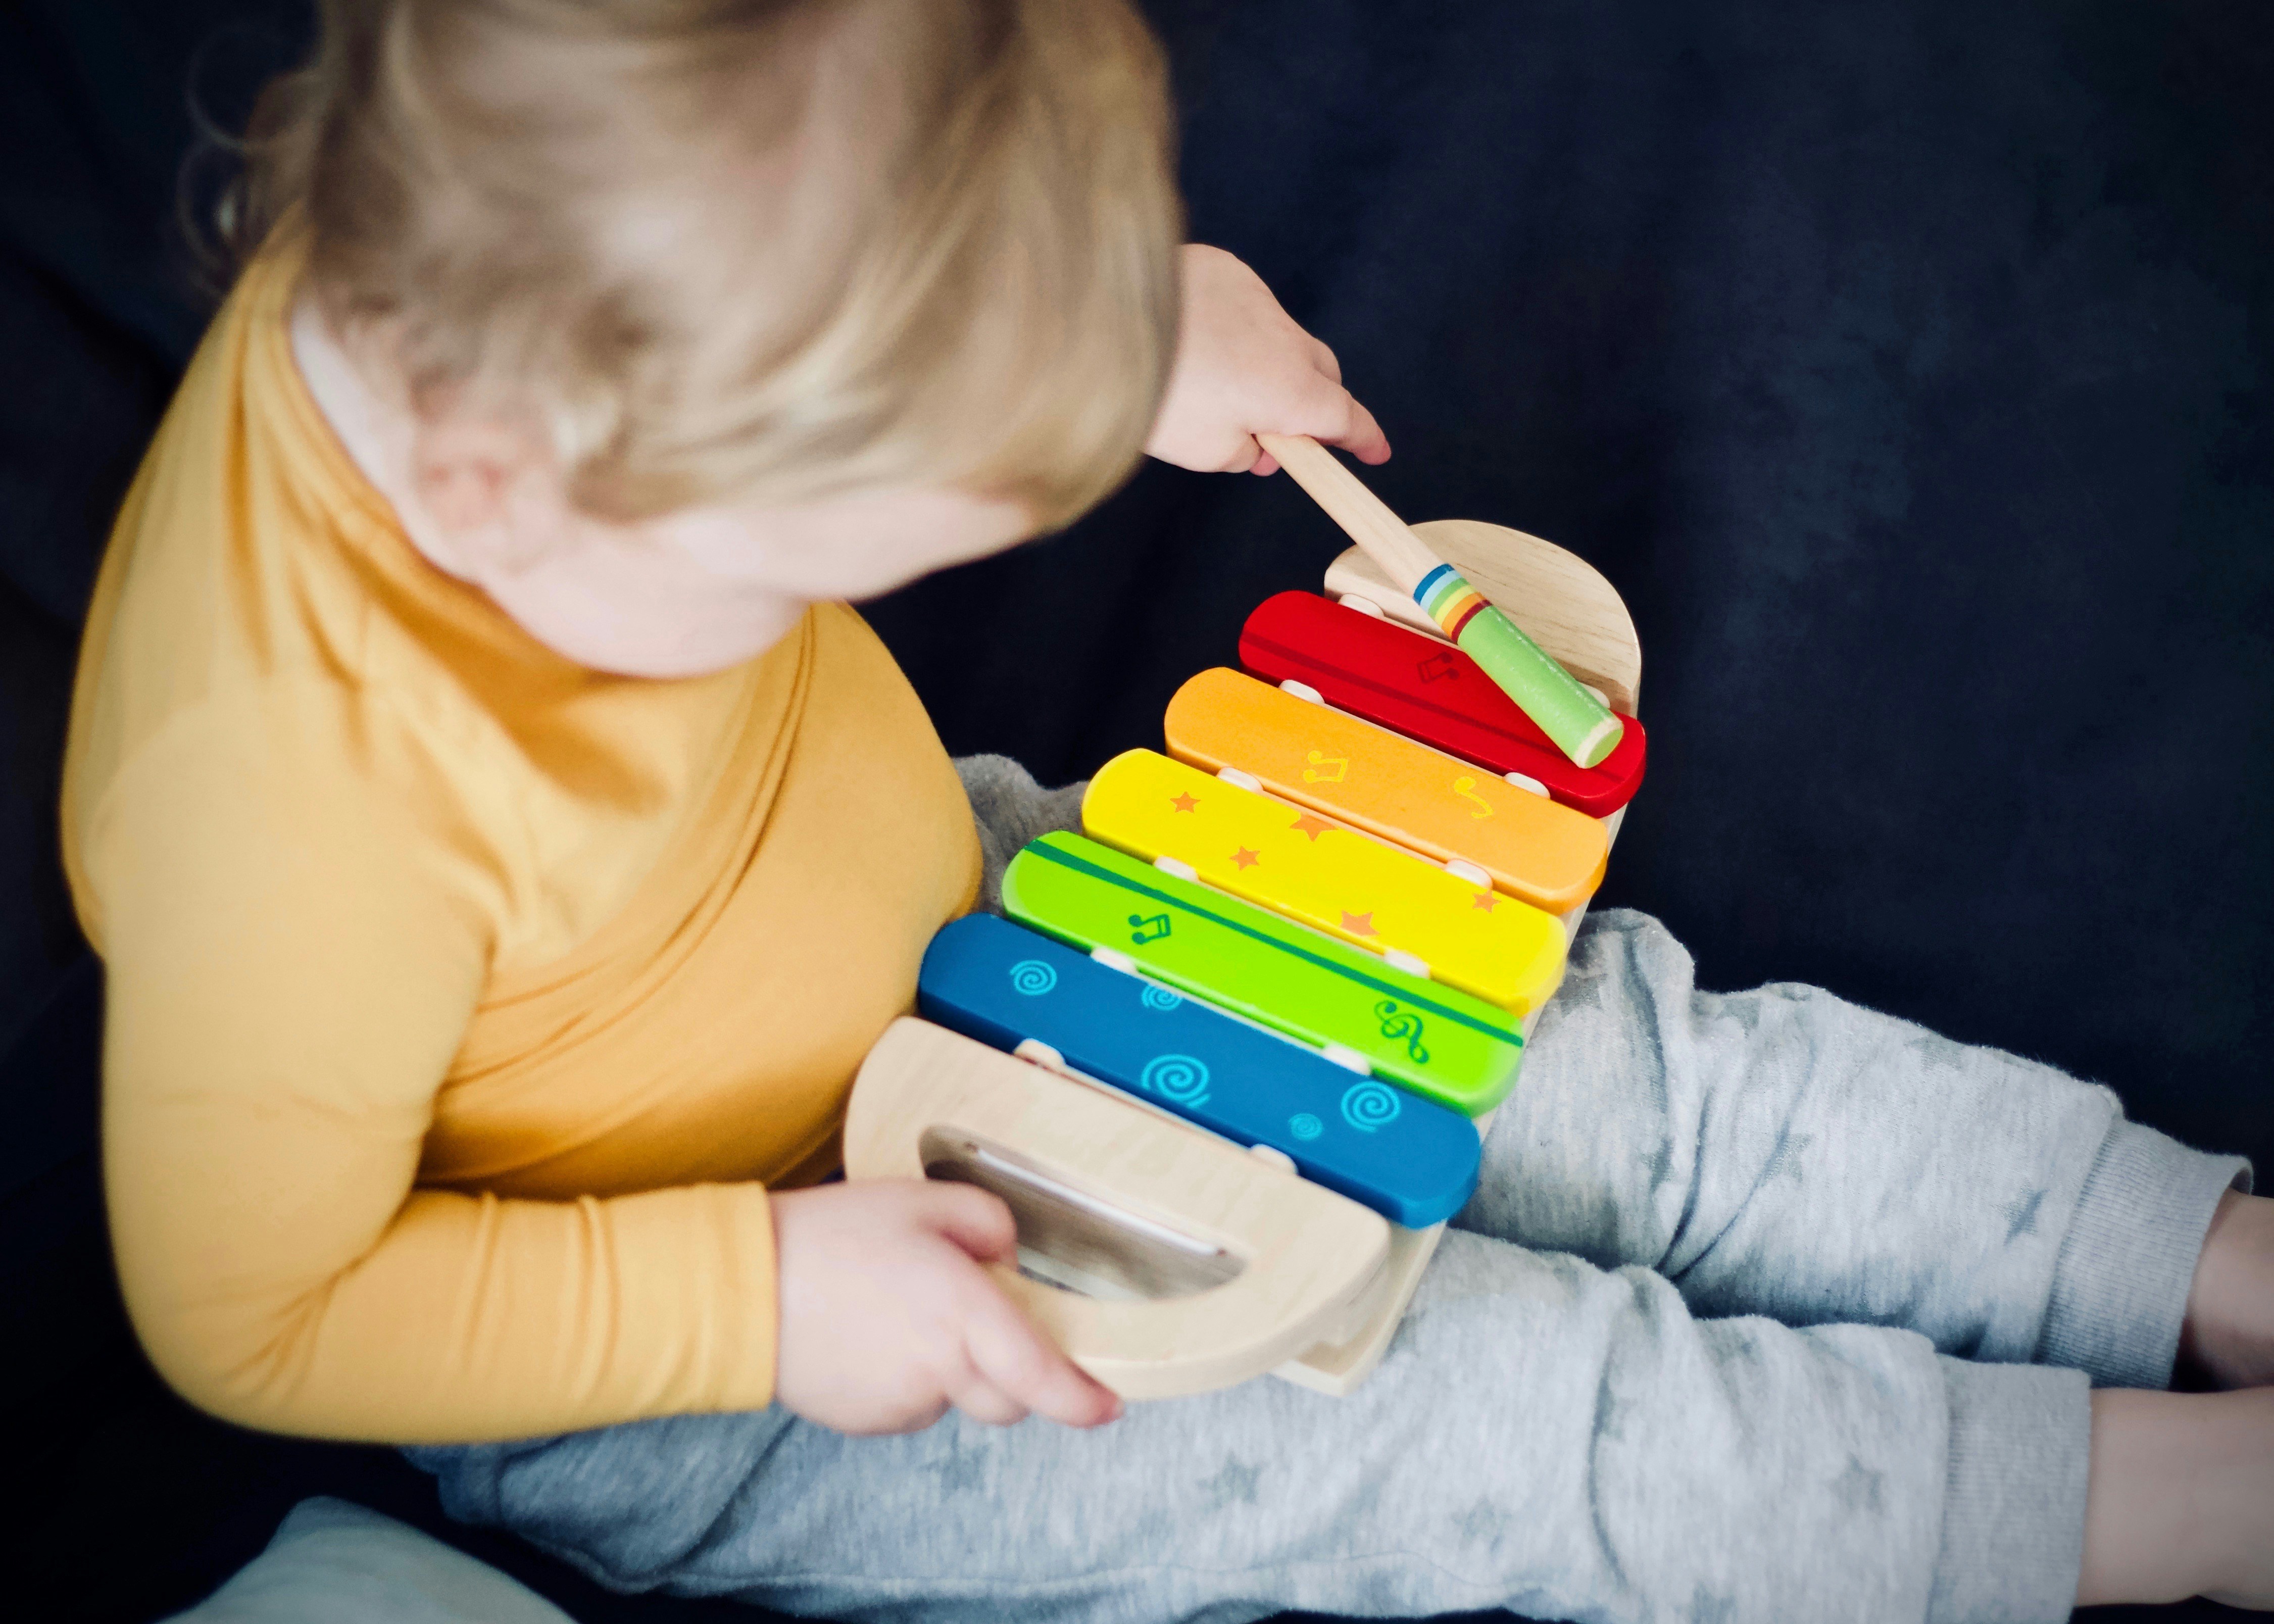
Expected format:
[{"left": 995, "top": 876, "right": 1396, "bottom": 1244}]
[
  {"left": 1291, "top": 813, "right": 1334, "bottom": 840},
  {"left": 1341, "top": 910, "right": 1376, "bottom": 936},
  {"left": 1471, "top": 891, "right": 1498, "bottom": 911},
  {"left": 1231, "top": 847, "right": 1261, "bottom": 869},
  {"left": 1170, "top": 793, "right": 1199, "bottom": 813}
]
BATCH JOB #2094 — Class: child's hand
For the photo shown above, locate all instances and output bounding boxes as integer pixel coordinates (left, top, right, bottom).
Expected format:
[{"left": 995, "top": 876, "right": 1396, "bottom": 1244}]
[
  {"left": 1146, "top": 244, "right": 1392, "bottom": 476},
  {"left": 769, "top": 1180, "right": 1122, "bottom": 1435}
]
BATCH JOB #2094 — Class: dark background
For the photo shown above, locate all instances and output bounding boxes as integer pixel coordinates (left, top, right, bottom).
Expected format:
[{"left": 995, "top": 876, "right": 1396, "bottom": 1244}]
[{"left": 3, "top": 2, "right": 2266, "bottom": 1619}]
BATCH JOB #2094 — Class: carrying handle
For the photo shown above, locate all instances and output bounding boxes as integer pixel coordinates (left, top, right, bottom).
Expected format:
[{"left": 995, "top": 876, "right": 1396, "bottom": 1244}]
[{"left": 844, "top": 1018, "right": 1392, "bottom": 1400}]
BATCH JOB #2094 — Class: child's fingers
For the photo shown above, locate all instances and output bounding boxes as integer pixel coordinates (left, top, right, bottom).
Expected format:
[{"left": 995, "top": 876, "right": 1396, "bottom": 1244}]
[
  {"left": 962, "top": 1278, "right": 1122, "bottom": 1429},
  {"left": 1318, "top": 390, "right": 1391, "bottom": 465},
  {"left": 912, "top": 1180, "right": 1020, "bottom": 1264},
  {"left": 941, "top": 1361, "right": 1030, "bottom": 1428},
  {"left": 1252, "top": 382, "right": 1391, "bottom": 475},
  {"left": 1287, "top": 336, "right": 1389, "bottom": 462}
]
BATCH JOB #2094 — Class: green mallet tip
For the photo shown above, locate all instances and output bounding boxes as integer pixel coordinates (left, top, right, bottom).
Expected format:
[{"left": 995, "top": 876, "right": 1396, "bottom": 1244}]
[{"left": 1453, "top": 605, "right": 1624, "bottom": 769}]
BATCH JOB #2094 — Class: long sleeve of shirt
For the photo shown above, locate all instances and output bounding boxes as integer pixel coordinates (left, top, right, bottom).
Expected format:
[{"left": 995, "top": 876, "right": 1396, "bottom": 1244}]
[{"left": 86, "top": 690, "right": 781, "bottom": 1442}]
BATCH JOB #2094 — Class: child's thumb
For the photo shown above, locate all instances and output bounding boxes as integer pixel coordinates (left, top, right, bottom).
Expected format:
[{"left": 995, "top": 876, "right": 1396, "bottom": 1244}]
[{"left": 914, "top": 1180, "right": 1020, "bottom": 1264}]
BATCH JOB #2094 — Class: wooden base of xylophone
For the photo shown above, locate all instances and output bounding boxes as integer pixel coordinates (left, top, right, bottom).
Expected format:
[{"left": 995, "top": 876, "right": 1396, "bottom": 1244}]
[{"left": 844, "top": 518, "right": 1642, "bottom": 1400}]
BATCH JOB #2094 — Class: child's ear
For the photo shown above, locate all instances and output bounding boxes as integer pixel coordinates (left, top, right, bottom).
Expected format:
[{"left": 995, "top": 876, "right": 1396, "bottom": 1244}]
[{"left": 408, "top": 410, "right": 557, "bottom": 554}]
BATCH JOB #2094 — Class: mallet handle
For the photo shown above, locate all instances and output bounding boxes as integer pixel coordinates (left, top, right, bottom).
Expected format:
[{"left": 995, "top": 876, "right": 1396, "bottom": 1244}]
[{"left": 1257, "top": 434, "right": 1440, "bottom": 593}]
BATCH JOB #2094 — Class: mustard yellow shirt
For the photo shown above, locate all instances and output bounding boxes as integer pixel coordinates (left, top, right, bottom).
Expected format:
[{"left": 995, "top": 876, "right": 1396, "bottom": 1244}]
[{"left": 60, "top": 249, "right": 982, "bottom": 1444}]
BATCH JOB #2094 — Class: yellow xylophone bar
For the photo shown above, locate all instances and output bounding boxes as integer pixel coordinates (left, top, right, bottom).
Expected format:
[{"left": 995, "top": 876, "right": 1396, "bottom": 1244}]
[{"left": 1081, "top": 748, "right": 1567, "bottom": 1015}]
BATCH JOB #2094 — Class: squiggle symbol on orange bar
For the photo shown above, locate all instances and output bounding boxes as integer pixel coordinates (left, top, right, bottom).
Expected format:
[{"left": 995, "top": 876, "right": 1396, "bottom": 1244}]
[
  {"left": 1302, "top": 750, "right": 1348, "bottom": 783},
  {"left": 1452, "top": 775, "right": 1496, "bottom": 820}
]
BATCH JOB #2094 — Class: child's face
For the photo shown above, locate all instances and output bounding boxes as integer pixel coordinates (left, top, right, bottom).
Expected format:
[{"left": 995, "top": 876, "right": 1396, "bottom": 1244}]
[
  {"left": 459, "top": 479, "right": 1033, "bottom": 679},
  {"left": 292, "top": 294, "right": 1034, "bottom": 679}
]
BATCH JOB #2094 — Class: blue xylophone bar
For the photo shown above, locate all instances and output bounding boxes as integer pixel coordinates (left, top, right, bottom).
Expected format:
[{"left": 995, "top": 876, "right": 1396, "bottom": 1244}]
[{"left": 917, "top": 914, "right": 1481, "bottom": 1229}]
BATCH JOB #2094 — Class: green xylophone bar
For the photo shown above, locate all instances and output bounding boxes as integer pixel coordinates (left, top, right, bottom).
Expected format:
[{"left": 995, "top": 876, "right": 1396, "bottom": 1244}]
[{"left": 1002, "top": 831, "right": 1524, "bottom": 1116}]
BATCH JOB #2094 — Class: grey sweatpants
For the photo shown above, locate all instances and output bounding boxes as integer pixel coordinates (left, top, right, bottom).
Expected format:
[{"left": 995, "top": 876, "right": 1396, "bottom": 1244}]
[{"left": 412, "top": 759, "right": 2250, "bottom": 1624}]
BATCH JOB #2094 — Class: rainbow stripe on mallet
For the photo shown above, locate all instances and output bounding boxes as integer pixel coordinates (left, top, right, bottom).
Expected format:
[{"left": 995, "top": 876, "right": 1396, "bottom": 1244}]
[
  {"left": 1413, "top": 564, "right": 1624, "bottom": 769},
  {"left": 1414, "top": 564, "right": 1492, "bottom": 639}
]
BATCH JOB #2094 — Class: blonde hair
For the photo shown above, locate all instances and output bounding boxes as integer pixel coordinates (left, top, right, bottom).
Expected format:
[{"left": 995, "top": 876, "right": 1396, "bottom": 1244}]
[{"left": 230, "top": 0, "right": 1182, "bottom": 528}]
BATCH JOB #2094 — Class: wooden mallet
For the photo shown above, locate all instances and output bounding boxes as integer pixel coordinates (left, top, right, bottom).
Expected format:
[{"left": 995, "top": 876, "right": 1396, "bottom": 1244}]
[{"left": 1258, "top": 433, "right": 1625, "bottom": 770}]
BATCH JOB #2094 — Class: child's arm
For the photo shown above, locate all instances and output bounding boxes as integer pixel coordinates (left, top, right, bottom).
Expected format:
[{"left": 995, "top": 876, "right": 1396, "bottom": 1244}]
[{"left": 92, "top": 697, "right": 789, "bottom": 1443}]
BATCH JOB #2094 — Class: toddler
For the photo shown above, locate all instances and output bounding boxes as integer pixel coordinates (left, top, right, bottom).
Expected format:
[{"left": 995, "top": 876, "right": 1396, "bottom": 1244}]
[{"left": 63, "top": 2, "right": 2273, "bottom": 1619}]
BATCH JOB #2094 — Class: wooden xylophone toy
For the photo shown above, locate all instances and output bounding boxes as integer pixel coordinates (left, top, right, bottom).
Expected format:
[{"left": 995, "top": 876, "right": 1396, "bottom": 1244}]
[{"left": 845, "top": 444, "right": 1646, "bottom": 1400}]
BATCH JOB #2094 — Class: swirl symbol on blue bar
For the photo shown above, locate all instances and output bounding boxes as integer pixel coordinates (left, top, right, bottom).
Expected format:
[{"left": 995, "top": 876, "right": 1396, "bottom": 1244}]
[
  {"left": 1340, "top": 1080, "right": 1402, "bottom": 1133},
  {"left": 1288, "top": 1113, "right": 1323, "bottom": 1141},
  {"left": 1008, "top": 960, "right": 1058, "bottom": 997},
  {"left": 1140, "top": 984, "right": 1183, "bottom": 1012},
  {"left": 1140, "top": 1054, "right": 1210, "bottom": 1108}
]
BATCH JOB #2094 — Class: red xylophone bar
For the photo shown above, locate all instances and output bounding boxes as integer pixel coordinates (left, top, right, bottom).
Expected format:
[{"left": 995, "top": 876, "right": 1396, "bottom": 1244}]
[{"left": 1238, "top": 590, "right": 1647, "bottom": 819}]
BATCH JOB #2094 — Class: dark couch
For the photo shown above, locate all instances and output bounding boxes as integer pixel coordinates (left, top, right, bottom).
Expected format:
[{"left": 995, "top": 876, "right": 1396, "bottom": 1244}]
[{"left": 5, "top": 3, "right": 2266, "bottom": 1618}]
